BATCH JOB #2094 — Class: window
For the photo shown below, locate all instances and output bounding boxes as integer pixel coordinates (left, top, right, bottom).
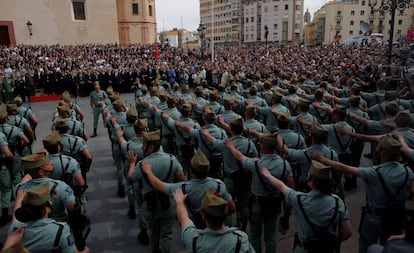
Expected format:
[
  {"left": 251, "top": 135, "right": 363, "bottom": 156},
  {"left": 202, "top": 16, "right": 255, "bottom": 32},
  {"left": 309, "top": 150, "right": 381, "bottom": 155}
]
[
  {"left": 149, "top": 5, "right": 153, "bottom": 16},
  {"left": 274, "top": 5, "right": 278, "bottom": 11},
  {"left": 350, "top": 21, "right": 354, "bottom": 26},
  {"left": 360, "top": 10, "right": 365, "bottom": 16},
  {"left": 398, "top": 19, "right": 403, "bottom": 25},
  {"left": 132, "top": 3, "right": 138, "bottom": 15},
  {"left": 351, "top": 10, "right": 355, "bottom": 16},
  {"left": 246, "top": 17, "right": 249, "bottom": 23},
  {"left": 349, "top": 30, "right": 354, "bottom": 36},
  {"left": 362, "top": 0, "right": 366, "bottom": 5},
  {"left": 284, "top": 4, "right": 288, "bottom": 10},
  {"left": 251, "top": 17, "right": 254, "bottom": 22},
  {"left": 72, "top": 1, "right": 86, "bottom": 20},
  {"left": 273, "top": 24, "right": 278, "bottom": 29}
]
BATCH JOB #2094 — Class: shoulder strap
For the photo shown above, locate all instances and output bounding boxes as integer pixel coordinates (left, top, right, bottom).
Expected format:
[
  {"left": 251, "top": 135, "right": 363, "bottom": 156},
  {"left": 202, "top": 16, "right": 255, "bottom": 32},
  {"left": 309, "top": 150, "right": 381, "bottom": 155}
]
[
  {"left": 294, "top": 134, "right": 302, "bottom": 149},
  {"left": 161, "top": 112, "right": 174, "bottom": 132},
  {"left": 232, "top": 230, "right": 243, "bottom": 253},
  {"left": 192, "top": 231, "right": 200, "bottom": 253},
  {"left": 375, "top": 165, "right": 409, "bottom": 203},
  {"left": 297, "top": 194, "right": 339, "bottom": 233},
  {"left": 175, "top": 125, "right": 191, "bottom": 144},
  {"left": 199, "top": 131, "right": 213, "bottom": 154},
  {"left": 333, "top": 126, "right": 353, "bottom": 153},
  {"left": 52, "top": 223, "right": 64, "bottom": 253}
]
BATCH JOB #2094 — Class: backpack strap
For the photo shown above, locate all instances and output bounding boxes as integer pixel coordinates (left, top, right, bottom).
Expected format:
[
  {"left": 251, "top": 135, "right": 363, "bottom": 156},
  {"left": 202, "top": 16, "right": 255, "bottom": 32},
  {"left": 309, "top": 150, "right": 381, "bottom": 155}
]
[
  {"left": 51, "top": 223, "right": 64, "bottom": 253},
  {"left": 192, "top": 231, "right": 200, "bottom": 253},
  {"left": 232, "top": 229, "right": 243, "bottom": 253},
  {"left": 375, "top": 165, "right": 409, "bottom": 204},
  {"left": 297, "top": 194, "right": 339, "bottom": 234},
  {"left": 254, "top": 160, "right": 277, "bottom": 194},
  {"left": 333, "top": 126, "right": 353, "bottom": 153},
  {"left": 199, "top": 131, "right": 214, "bottom": 154},
  {"left": 294, "top": 134, "right": 302, "bottom": 149}
]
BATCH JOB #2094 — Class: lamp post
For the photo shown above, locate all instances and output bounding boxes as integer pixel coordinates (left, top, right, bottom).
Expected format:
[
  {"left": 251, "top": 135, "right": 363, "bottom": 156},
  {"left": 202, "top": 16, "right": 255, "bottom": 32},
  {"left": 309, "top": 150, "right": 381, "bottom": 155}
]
[
  {"left": 26, "top": 20, "right": 33, "bottom": 36},
  {"left": 369, "top": 0, "right": 414, "bottom": 65},
  {"left": 197, "top": 23, "right": 207, "bottom": 60},
  {"left": 264, "top": 25, "right": 269, "bottom": 46}
]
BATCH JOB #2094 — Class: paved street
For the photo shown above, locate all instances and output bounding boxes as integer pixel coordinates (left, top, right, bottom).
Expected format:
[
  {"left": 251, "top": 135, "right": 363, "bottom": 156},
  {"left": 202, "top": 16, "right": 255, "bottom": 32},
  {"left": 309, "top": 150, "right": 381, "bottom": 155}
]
[{"left": 0, "top": 93, "right": 372, "bottom": 252}]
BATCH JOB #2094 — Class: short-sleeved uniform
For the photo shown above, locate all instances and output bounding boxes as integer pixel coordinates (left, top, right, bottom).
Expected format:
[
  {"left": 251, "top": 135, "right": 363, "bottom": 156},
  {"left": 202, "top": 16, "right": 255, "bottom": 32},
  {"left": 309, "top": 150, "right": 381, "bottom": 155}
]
[
  {"left": 0, "top": 132, "right": 11, "bottom": 208},
  {"left": 9, "top": 219, "right": 76, "bottom": 253},
  {"left": 48, "top": 154, "right": 81, "bottom": 186},
  {"left": 17, "top": 178, "right": 75, "bottom": 222},
  {"left": 90, "top": 90, "right": 108, "bottom": 129}
]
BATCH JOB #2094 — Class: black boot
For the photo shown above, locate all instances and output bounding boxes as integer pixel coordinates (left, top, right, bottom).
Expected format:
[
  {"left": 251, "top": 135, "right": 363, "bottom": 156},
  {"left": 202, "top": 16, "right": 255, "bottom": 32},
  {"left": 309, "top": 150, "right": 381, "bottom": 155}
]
[
  {"left": 0, "top": 208, "right": 11, "bottom": 227},
  {"left": 91, "top": 128, "right": 97, "bottom": 137},
  {"left": 137, "top": 228, "right": 149, "bottom": 245},
  {"left": 117, "top": 185, "right": 126, "bottom": 198},
  {"left": 127, "top": 206, "right": 137, "bottom": 220}
]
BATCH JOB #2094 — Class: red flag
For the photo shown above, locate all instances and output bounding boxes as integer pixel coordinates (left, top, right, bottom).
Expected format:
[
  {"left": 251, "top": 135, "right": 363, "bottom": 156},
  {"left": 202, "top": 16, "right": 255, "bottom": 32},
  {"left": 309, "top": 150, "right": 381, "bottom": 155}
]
[{"left": 154, "top": 44, "right": 160, "bottom": 59}]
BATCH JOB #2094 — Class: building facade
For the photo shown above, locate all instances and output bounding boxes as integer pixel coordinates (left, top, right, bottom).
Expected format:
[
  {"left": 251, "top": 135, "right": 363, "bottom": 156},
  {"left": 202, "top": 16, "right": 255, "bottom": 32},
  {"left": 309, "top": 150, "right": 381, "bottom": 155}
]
[
  {"left": 0, "top": 0, "right": 157, "bottom": 46},
  {"left": 304, "top": 0, "right": 414, "bottom": 46}
]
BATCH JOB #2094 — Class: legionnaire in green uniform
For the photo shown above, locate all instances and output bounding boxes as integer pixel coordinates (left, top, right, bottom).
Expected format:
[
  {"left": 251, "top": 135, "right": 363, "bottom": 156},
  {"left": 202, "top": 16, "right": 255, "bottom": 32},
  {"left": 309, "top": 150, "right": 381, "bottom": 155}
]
[
  {"left": 262, "top": 160, "right": 352, "bottom": 253},
  {"left": 0, "top": 131, "right": 14, "bottom": 227},
  {"left": 202, "top": 117, "right": 258, "bottom": 231},
  {"left": 54, "top": 104, "right": 86, "bottom": 141},
  {"left": 6, "top": 104, "right": 34, "bottom": 153},
  {"left": 42, "top": 132, "right": 86, "bottom": 198},
  {"left": 122, "top": 106, "right": 138, "bottom": 141},
  {"left": 127, "top": 130, "right": 185, "bottom": 253},
  {"left": 17, "top": 152, "right": 77, "bottom": 222},
  {"left": 0, "top": 110, "right": 29, "bottom": 185},
  {"left": 13, "top": 95, "right": 38, "bottom": 134},
  {"left": 106, "top": 99, "right": 128, "bottom": 198},
  {"left": 312, "top": 134, "right": 414, "bottom": 253},
  {"left": 61, "top": 92, "right": 84, "bottom": 122},
  {"left": 174, "top": 188, "right": 255, "bottom": 253},
  {"left": 141, "top": 149, "right": 235, "bottom": 228},
  {"left": 226, "top": 133, "right": 294, "bottom": 253},
  {"left": 10, "top": 183, "right": 90, "bottom": 253},
  {"left": 89, "top": 82, "right": 108, "bottom": 137}
]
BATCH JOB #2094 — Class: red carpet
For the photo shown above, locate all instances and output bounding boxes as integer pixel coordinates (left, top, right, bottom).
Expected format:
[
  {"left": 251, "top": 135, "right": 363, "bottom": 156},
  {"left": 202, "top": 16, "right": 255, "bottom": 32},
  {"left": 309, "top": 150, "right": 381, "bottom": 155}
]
[{"left": 29, "top": 94, "right": 61, "bottom": 103}]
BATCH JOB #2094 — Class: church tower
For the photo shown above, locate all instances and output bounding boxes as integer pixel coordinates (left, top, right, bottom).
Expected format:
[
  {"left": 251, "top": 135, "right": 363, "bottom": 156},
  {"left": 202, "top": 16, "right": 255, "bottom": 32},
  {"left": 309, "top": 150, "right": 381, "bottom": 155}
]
[
  {"left": 304, "top": 8, "right": 311, "bottom": 24},
  {"left": 117, "top": 0, "right": 157, "bottom": 44}
]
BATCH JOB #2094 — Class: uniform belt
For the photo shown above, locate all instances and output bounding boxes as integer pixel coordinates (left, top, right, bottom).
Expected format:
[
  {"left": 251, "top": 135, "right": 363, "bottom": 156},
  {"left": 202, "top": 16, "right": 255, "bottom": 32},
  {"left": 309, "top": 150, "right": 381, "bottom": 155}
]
[{"left": 111, "top": 139, "right": 120, "bottom": 145}]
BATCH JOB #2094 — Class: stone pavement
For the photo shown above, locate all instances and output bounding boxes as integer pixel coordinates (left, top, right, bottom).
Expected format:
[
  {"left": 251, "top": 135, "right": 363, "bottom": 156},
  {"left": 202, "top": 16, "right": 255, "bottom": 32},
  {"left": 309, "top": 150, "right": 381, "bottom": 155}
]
[{"left": 0, "top": 93, "right": 378, "bottom": 252}]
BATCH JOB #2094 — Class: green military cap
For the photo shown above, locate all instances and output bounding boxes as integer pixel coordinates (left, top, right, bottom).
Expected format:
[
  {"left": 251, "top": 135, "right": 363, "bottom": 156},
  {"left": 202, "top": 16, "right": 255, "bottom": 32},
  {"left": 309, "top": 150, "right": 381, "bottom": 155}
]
[
  {"left": 299, "top": 98, "right": 310, "bottom": 107},
  {"left": 386, "top": 100, "right": 399, "bottom": 114},
  {"left": 127, "top": 106, "right": 138, "bottom": 120},
  {"left": 182, "top": 84, "right": 190, "bottom": 91},
  {"left": 223, "top": 97, "right": 234, "bottom": 107},
  {"left": 377, "top": 134, "right": 401, "bottom": 153},
  {"left": 159, "top": 91, "right": 168, "bottom": 101},
  {"left": 6, "top": 104, "right": 18, "bottom": 112},
  {"left": 201, "top": 188, "right": 228, "bottom": 216},
  {"left": 109, "top": 93, "right": 121, "bottom": 102},
  {"left": 309, "top": 160, "right": 332, "bottom": 181},
  {"left": 0, "top": 110, "right": 7, "bottom": 120},
  {"left": 61, "top": 91, "right": 71, "bottom": 102},
  {"left": 230, "top": 117, "right": 243, "bottom": 127},
  {"left": 195, "top": 86, "right": 203, "bottom": 93},
  {"left": 260, "top": 133, "right": 277, "bottom": 147},
  {"left": 57, "top": 100, "right": 67, "bottom": 107},
  {"left": 42, "top": 131, "right": 62, "bottom": 148},
  {"left": 315, "top": 88, "right": 324, "bottom": 97},
  {"left": 57, "top": 104, "right": 71, "bottom": 116},
  {"left": 311, "top": 123, "right": 328, "bottom": 138},
  {"left": 141, "top": 85, "right": 148, "bottom": 93},
  {"left": 333, "top": 104, "right": 347, "bottom": 115},
  {"left": 12, "top": 95, "right": 23, "bottom": 105},
  {"left": 134, "top": 118, "right": 148, "bottom": 132},
  {"left": 173, "top": 82, "right": 180, "bottom": 88},
  {"left": 167, "top": 95, "right": 177, "bottom": 104},
  {"left": 54, "top": 118, "right": 69, "bottom": 129},
  {"left": 106, "top": 86, "right": 114, "bottom": 95},
  {"left": 191, "top": 149, "right": 210, "bottom": 174},
  {"left": 203, "top": 109, "right": 216, "bottom": 121},
  {"left": 245, "top": 104, "right": 257, "bottom": 116},
  {"left": 288, "top": 84, "right": 298, "bottom": 91},
  {"left": 277, "top": 112, "right": 291, "bottom": 123},
  {"left": 249, "top": 86, "right": 257, "bottom": 93},
  {"left": 385, "top": 90, "right": 397, "bottom": 100},
  {"left": 263, "top": 81, "right": 271, "bottom": 89},
  {"left": 351, "top": 83, "right": 362, "bottom": 92},
  {"left": 272, "top": 91, "right": 284, "bottom": 99},
  {"left": 201, "top": 80, "right": 208, "bottom": 86},
  {"left": 209, "top": 90, "right": 218, "bottom": 100},
  {"left": 112, "top": 99, "right": 125, "bottom": 107},
  {"left": 143, "top": 130, "right": 160, "bottom": 143},
  {"left": 21, "top": 152, "right": 49, "bottom": 171},
  {"left": 396, "top": 109, "right": 411, "bottom": 125},
  {"left": 22, "top": 183, "right": 51, "bottom": 206},
  {"left": 349, "top": 95, "right": 361, "bottom": 104},
  {"left": 181, "top": 103, "right": 192, "bottom": 112}
]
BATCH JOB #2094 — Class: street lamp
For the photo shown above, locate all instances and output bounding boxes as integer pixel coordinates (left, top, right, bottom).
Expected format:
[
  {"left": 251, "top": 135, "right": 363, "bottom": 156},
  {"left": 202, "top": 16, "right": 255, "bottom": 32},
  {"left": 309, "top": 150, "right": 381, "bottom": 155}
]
[
  {"left": 264, "top": 25, "right": 269, "bottom": 46},
  {"left": 197, "top": 23, "right": 207, "bottom": 60},
  {"left": 369, "top": 0, "right": 414, "bottom": 65},
  {"left": 26, "top": 20, "right": 33, "bottom": 36}
]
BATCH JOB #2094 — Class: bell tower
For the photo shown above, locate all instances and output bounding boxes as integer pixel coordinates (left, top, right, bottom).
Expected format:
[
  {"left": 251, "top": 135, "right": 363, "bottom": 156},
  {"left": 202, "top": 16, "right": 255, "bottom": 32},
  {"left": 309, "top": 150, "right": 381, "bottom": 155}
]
[{"left": 117, "top": 0, "right": 157, "bottom": 44}]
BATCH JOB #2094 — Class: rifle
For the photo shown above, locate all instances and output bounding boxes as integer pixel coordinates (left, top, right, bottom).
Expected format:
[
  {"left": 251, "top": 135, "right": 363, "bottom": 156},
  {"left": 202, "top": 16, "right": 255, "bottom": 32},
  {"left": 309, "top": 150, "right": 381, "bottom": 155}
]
[
  {"left": 26, "top": 99, "right": 36, "bottom": 141},
  {"left": 68, "top": 185, "right": 90, "bottom": 251}
]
